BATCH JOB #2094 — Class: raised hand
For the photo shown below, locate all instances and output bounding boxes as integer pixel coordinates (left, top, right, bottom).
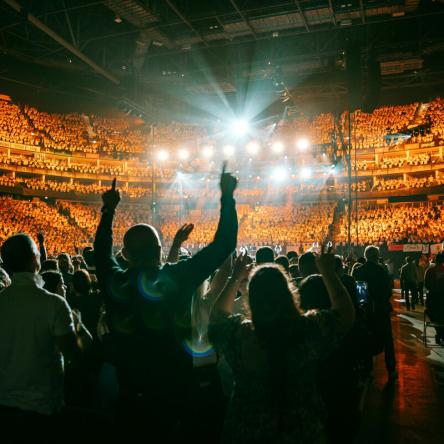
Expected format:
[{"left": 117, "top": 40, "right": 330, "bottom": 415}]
[
  {"left": 172, "top": 223, "right": 194, "bottom": 246},
  {"left": 101, "top": 178, "right": 121, "bottom": 210},
  {"left": 315, "top": 241, "right": 336, "bottom": 276},
  {"left": 232, "top": 251, "right": 253, "bottom": 281},
  {"left": 37, "top": 231, "right": 44, "bottom": 244},
  {"left": 219, "top": 161, "right": 238, "bottom": 197}
]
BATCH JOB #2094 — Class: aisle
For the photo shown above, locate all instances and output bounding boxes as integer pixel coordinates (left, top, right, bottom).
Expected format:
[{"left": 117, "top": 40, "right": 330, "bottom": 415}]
[{"left": 356, "top": 298, "right": 444, "bottom": 444}]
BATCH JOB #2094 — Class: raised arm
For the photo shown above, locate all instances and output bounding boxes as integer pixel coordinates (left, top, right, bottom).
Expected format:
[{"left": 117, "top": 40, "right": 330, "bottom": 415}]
[
  {"left": 166, "top": 163, "right": 238, "bottom": 292},
  {"left": 212, "top": 252, "right": 252, "bottom": 314},
  {"left": 166, "top": 223, "right": 194, "bottom": 263},
  {"left": 37, "top": 232, "right": 47, "bottom": 263},
  {"left": 93, "top": 178, "right": 122, "bottom": 283},
  {"left": 316, "top": 245, "right": 355, "bottom": 334}
]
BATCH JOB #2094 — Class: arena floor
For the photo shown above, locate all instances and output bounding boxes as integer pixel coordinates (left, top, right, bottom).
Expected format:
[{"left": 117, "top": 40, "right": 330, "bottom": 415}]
[{"left": 357, "top": 294, "right": 444, "bottom": 444}]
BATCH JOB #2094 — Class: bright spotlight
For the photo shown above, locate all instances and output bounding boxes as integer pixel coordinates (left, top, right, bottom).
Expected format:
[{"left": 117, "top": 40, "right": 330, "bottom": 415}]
[
  {"left": 178, "top": 148, "right": 189, "bottom": 160},
  {"left": 202, "top": 145, "right": 214, "bottom": 158},
  {"left": 231, "top": 119, "right": 249, "bottom": 136},
  {"left": 271, "top": 141, "right": 285, "bottom": 153},
  {"left": 296, "top": 138, "right": 310, "bottom": 151},
  {"left": 157, "top": 149, "right": 169, "bottom": 161},
  {"left": 300, "top": 167, "right": 312, "bottom": 179},
  {"left": 272, "top": 166, "right": 288, "bottom": 182},
  {"left": 223, "top": 144, "right": 235, "bottom": 157},
  {"left": 246, "top": 141, "right": 260, "bottom": 155}
]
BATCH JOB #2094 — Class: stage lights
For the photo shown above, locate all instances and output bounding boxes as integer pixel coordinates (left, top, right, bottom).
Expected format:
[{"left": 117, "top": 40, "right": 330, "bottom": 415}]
[
  {"left": 271, "top": 141, "right": 285, "bottom": 153},
  {"left": 223, "top": 144, "right": 235, "bottom": 157},
  {"left": 178, "top": 148, "right": 189, "bottom": 160},
  {"left": 202, "top": 145, "right": 214, "bottom": 158},
  {"left": 296, "top": 138, "right": 310, "bottom": 151},
  {"left": 272, "top": 166, "right": 288, "bottom": 182},
  {"left": 157, "top": 149, "right": 169, "bottom": 161},
  {"left": 300, "top": 167, "right": 312, "bottom": 179},
  {"left": 246, "top": 141, "right": 260, "bottom": 155},
  {"left": 231, "top": 119, "right": 249, "bottom": 136}
]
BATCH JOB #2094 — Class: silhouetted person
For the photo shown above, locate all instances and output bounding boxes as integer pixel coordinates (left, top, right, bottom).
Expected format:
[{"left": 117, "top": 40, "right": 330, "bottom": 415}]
[
  {"left": 0, "top": 234, "right": 81, "bottom": 443},
  {"left": 400, "top": 256, "right": 419, "bottom": 310},
  {"left": 255, "top": 246, "right": 274, "bottom": 264},
  {"left": 41, "top": 270, "right": 66, "bottom": 298},
  {"left": 298, "top": 251, "right": 319, "bottom": 279},
  {"left": 275, "top": 255, "right": 289, "bottom": 271},
  {"left": 93, "top": 168, "right": 238, "bottom": 442},
  {"left": 353, "top": 245, "right": 397, "bottom": 382},
  {"left": 424, "top": 252, "right": 444, "bottom": 345},
  {"left": 209, "top": 248, "right": 354, "bottom": 444}
]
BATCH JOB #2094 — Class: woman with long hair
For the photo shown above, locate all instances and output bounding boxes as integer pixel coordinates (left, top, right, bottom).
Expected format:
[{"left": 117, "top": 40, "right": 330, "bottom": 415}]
[{"left": 209, "top": 247, "right": 355, "bottom": 444}]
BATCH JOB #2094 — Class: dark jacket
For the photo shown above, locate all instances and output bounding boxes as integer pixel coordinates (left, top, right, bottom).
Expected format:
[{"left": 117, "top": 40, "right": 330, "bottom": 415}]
[
  {"left": 93, "top": 195, "right": 238, "bottom": 400},
  {"left": 352, "top": 261, "right": 392, "bottom": 314}
]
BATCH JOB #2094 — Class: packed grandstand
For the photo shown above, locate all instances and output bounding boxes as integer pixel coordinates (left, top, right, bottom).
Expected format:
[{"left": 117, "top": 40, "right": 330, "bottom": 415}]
[{"left": 1, "top": 95, "right": 444, "bottom": 254}]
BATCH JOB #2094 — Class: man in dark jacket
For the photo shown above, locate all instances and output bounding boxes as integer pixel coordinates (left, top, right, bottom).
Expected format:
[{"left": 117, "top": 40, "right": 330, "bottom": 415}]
[
  {"left": 400, "top": 256, "right": 419, "bottom": 310},
  {"left": 94, "top": 167, "right": 238, "bottom": 442},
  {"left": 353, "top": 245, "right": 397, "bottom": 382}
]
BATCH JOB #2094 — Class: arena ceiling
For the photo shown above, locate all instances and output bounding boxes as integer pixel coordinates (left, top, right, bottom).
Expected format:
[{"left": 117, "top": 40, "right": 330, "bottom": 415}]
[{"left": 1, "top": 0, "right": 444, "bottom": 115}]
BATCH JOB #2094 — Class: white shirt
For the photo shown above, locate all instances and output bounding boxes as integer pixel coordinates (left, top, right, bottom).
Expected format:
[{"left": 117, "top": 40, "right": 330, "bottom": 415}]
[{"left": 0, "top": 272, "right": 74, "bottom": 414}]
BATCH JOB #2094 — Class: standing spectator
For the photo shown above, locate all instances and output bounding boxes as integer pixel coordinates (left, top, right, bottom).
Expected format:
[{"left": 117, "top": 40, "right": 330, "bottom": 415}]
[
  {"left": 255, "top": 246, "right": 274, "bottom": 264},
  {"left": 0, "top": 234, "right": 81, "bottom": 443},
  {"left": 93, "top": 168, "right": 238, "bottom": 442},
  {"left": 424, "top": 252, "right": 444, "bottom": 345},
  {"left": 209, "top": 247, "right": 354, "bottom": 444},
  {"left": 57, "top": 253, "right": 73, "bottom": 288},
  {"left": 417, "top": 255, "right": 427, "bottom": 305},
  {"left": 400, "top": 256, "right": 419, "bottom": 310},
  {"left": 352, "top": 245, "right": 397, "bottom": 382}
]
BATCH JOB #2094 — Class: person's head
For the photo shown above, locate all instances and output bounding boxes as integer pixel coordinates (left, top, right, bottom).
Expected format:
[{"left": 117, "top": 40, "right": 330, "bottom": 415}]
[
  {"left": 248, "top": 264, "right": 298, "bottom": 327},
  {"left": 82, "top": 246, "right": 95, "bottom": 267},
  {"left": 405, "top": 255, "right": 412, "bottom": 263},
  {"left": 334, "top": 255, "right": 345, "bottom": 275},
  {"left": 1, "top": 233, "right": 40, "bottom": 275},
  {"left": 287, "top": 251, "right": 298, "bottom": 262},
  {"left": 288, "top": 264, "right": 300, "bottom": 281},
  {"left": 255, "top": 246, "right": 274, "bottom": 265},
  {"left": 41, "top": 271, "right": 66, "bottom": 298},
  {"left": 122, "top": 224, "right": 162, "bottom": 267},
  {"left": 435, "top": 252, "right": 444, "bottom": 265},
  {"left": 72, "top": 269, "right": 92, "bottom": 296},
  {"left": 298, "top": 252, "right": 318, "bottom": 278},
  {"left": 40, "top": 259, "right": 59, "bottom": 273},
  {"left": 298, "top": 274, "right": 331, "bottom": 311},
  {"left": 0, "top": 267, "right": 11, "bottom": 290},
  {"left": 57, "top": 253, "right": 72, "bottom": 274},
  {"left": 275, "top": 255, "right": 289, "bottom": 271},
  {"left": 364, "top": 245, "right": 380, "bottom": 263}
]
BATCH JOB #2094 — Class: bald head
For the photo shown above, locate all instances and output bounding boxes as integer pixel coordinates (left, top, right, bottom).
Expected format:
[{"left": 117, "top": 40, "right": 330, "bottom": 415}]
[
  {"left": 123, "top": 224, "right": 162, "bottom": 267},
  {"left": 1, "top": 233, "right": 40, "bottom": 274}
]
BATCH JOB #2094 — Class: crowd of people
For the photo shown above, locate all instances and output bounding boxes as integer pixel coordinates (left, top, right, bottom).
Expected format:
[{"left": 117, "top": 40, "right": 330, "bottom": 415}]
[
  {"left": 2, "top": 193, "right": 443, "bottom": 257},
  {"left": 3, "top": 167, "right": 444, "bottom": 444},
  {"left": 2, "top": 97, "right": 444, "bottom": 163},
  {"left": 336, "top": 202, "right": 444, "bottom": 245},
  {"left": 2, "top": 168, "right": 421, "bottom": 444}
]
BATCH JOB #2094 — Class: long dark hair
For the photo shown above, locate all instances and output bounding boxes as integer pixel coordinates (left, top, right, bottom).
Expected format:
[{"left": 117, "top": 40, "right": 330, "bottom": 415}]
[
  {"left": 247, "top": 264, "right": 301, "bottom": 428},
  {"left": 248, "top": 264, "right": 300, "bottom": 338}
]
